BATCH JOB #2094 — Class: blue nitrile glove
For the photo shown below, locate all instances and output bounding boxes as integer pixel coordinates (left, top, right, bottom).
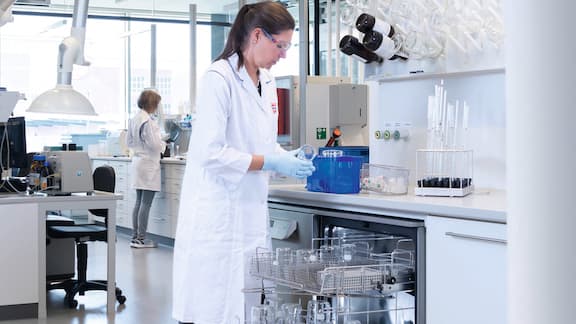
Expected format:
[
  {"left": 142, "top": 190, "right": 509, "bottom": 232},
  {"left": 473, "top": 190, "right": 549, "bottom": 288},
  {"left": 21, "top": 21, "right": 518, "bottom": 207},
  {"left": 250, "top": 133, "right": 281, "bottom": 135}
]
[{"left": 263, "top": 152, "right": 316, "bottom": 179}]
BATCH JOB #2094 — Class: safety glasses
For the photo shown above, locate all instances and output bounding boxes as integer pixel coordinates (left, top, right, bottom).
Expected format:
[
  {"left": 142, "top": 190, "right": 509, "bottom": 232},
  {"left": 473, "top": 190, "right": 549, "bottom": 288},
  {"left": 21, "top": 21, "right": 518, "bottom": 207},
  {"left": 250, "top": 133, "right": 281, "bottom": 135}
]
[{"left": 261, "top": 28, "right": 291, "bottom": 51}]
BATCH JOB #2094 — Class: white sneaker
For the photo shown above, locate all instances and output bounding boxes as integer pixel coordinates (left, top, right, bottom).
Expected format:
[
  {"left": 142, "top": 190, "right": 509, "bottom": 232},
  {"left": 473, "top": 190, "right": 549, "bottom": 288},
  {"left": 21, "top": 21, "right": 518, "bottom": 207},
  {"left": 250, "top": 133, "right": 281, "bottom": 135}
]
[{"left": 130, "top": 239, "right": 157, "bottom": 248}]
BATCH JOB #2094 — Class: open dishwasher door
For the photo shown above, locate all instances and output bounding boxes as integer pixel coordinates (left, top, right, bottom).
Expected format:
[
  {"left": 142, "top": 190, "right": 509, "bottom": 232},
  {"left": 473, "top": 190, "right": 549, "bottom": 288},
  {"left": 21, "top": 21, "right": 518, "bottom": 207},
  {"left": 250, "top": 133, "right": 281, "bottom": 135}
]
[{"left": 268, "top": 204, "right": 317, "bottom": 307}]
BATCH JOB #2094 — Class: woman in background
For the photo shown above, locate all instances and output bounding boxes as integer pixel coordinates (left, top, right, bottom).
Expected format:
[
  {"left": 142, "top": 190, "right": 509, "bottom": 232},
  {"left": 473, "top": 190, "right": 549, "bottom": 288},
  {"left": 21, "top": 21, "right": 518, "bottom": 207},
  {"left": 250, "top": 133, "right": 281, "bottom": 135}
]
[{"left": 126, "top": 89, "right": 166, "bottom": 248}]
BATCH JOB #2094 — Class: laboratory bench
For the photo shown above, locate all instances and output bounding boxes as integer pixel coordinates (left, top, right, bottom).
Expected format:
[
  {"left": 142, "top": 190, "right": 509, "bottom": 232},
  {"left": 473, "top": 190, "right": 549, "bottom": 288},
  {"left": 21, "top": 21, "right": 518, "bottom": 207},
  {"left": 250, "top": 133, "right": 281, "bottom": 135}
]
[
  {"left": 0, "top": 192, "right": 122, "bottom": 320},
  {"left": 89, "top": 157, "right": 508, "bottom": 324},
  {"left": 267, "top": 184, "right": 507, "bottom": 324},
  {"left": 268, "top": 184, "right": 506, "bottom": 223},
  {"left": 90, "top": 156, "right": 186, "bottom": 165}
]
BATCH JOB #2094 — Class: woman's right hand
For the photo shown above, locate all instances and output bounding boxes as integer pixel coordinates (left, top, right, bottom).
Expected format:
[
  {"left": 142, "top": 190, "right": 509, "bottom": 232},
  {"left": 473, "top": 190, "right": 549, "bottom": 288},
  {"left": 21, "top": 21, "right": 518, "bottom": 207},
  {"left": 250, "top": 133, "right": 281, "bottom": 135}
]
[{"left": 262, "top": 152, "right": 315, "bottom": 179}]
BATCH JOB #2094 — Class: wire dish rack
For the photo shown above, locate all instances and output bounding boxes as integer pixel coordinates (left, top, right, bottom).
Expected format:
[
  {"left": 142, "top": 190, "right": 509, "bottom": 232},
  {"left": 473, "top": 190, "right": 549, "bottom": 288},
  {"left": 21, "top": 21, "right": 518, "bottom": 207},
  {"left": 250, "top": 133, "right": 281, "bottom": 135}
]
[{"left": 249, "top": 235, "right": 415, "bottom": 297}]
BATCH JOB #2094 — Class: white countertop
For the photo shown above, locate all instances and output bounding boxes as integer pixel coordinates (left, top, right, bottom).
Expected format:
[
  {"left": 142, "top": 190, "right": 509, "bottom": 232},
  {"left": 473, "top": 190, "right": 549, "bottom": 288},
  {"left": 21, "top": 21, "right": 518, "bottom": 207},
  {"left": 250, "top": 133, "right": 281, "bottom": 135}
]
[
  {"left": 0, "top": 191, "right": 123, "bottom": 205},
  {"left": 91, "top": 156, "right": 186, "bottom": 165},
  {"left": 91, "top": 156, "right": 131, "bottom": 162},
  {"left": 268, "top": 185, "right": 506, "bottom": 224}
]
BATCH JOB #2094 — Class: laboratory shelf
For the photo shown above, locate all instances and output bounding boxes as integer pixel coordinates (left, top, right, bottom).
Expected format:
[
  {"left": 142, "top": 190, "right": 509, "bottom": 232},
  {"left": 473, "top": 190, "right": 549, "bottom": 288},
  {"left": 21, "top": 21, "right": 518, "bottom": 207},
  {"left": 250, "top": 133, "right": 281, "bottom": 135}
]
[{"left": 371, "top": 67, "right": 505, "bottom": 83}]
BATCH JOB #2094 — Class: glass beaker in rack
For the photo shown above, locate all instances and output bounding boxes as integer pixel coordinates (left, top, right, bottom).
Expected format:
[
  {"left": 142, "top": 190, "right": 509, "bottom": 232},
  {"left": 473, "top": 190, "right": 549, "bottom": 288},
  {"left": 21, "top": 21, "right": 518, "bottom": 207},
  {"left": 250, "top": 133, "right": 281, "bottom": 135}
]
[
  {"left": 341, "top": 243, "right": 356, "bottom": 262},
  {"left": 279, "top": 303, "right": 304, "bottom": 324},
  {"left": 319, "top": 245, "right": 340, "bottom": 264},
  {"left": 307, "top": 300, "right": 333, "bottom": 324},
  {"left": 250, "top": 304, "right": 275, "bottom": 324}
]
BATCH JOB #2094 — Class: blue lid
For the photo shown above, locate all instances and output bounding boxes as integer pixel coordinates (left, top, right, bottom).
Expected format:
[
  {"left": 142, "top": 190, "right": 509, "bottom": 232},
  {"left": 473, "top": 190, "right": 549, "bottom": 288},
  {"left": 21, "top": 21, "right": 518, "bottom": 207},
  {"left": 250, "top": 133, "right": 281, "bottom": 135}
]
[
  {"left": 319, "top": 146, "right": 369, "bottom": 164},
  {"left": 33, "top": 155, "right": 46, "bottom": 161}
]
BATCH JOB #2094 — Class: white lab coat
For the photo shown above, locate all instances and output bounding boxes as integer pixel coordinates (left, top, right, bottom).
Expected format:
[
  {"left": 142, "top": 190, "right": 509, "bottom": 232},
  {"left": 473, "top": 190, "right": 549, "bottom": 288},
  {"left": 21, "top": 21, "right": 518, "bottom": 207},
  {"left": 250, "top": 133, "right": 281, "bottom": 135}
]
[
  {"left": 172, "top": 53, "right": 284, "bottom": 324},
  {"left": 126, "top": 109, "right": 166, "bottom": 192}
]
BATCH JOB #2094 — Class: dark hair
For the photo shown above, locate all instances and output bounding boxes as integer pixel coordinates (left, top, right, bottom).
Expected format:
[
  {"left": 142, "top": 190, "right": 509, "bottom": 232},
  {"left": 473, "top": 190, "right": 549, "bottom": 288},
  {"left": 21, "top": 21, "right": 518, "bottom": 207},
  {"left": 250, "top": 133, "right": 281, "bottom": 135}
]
[
  {"left": 216, "top": 1, "right": 295, "bottom": 68},
  {"left": 137, "top": 89, "right": 161, "bottom": 111}
]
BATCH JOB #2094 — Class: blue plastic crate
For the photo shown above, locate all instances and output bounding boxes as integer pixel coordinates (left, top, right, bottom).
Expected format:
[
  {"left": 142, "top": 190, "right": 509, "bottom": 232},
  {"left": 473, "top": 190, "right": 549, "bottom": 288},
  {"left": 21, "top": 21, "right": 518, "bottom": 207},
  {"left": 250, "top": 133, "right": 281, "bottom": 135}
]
[
  {"left": 306, "top": 155, "right": 363, "bottom": 194},
  {"left": 318, "top": 146, "right": 369, "bottom": 164}
]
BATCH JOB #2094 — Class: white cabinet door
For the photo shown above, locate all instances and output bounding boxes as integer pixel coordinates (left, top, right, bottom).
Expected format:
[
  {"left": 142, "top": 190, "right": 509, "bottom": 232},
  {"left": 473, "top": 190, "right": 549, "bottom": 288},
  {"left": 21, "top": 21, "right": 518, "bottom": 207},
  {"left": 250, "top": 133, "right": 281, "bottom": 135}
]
[
  {"left": 165, "top": 193, "right": 180, "bottom": 238},
  {"left": 90, "top": 159, "right": 132, "bottom": 228},
  {"left": 0, "top": 204, "right": 39, "bottom": 306},
  {"left": 426, "top": 216, "right": 506, "bottom": 324},
  {"left": 148, "top": 196, "right": 171, "bottom": 237},
  {"left": 162, "top": 163, "right": 184, "bottom": 238}
]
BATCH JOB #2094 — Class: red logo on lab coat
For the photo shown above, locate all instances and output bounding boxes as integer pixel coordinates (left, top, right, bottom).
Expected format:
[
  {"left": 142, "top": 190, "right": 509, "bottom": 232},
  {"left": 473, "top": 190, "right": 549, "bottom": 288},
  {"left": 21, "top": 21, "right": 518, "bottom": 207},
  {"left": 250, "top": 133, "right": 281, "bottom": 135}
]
[{"left": 271, "top": 102, "right": 278, "bottom": 114}]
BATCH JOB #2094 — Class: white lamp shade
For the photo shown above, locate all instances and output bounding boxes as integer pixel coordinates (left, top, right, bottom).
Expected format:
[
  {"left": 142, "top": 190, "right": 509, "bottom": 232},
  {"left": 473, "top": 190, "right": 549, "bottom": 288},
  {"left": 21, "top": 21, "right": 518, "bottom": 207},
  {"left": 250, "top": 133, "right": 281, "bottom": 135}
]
[{"left": 27, "top": 84, "right": 97, "bottom": 116}]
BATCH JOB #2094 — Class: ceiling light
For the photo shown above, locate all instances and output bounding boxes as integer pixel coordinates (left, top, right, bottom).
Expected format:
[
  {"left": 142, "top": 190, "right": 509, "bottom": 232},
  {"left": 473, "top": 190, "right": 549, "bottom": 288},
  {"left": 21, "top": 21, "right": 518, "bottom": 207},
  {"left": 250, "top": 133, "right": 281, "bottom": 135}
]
[
  {"left": 27, "top": 0, "right": 97, "bottom": 116},
  {"left": 27, "top": 84, "right": 96, "bottom": 115}
]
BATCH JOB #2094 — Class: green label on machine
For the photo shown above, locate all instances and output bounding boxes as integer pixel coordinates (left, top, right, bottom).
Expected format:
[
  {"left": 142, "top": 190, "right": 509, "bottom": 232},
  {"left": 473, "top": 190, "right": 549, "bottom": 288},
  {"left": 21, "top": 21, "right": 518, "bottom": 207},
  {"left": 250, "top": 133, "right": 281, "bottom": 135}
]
[{"left": 316, "top": 128, "right": 327, "bottom": 140}]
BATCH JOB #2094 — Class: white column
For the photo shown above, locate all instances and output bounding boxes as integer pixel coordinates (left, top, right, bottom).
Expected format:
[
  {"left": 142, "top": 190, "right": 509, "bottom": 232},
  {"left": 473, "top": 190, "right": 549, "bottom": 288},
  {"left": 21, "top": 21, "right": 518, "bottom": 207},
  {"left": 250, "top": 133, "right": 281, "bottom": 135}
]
[
  {"left": 189, "top": 4, "right": 197, "bottom": 114},
  {"left": 150, "top": 24, "right": 157, "bottom": 89},
  {"left": 298, "top": 0, "right": 309, "bottom": 148},
  {"left": 506, "top": 2, "right": 576, "bottom": 324}
]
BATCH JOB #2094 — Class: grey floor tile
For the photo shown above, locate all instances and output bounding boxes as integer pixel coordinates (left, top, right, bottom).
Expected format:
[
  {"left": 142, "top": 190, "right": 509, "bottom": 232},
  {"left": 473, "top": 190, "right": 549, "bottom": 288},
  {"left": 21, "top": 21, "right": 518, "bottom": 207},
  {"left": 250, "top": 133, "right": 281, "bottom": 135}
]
[{"left": 3, "top": 235, "right": 178, "bottom": 324}]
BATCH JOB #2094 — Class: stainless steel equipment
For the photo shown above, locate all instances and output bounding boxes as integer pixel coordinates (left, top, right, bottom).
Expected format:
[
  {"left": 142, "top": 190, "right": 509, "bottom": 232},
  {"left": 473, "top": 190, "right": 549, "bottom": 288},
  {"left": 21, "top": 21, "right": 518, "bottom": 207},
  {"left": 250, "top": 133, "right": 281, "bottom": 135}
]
[
  {"left": 46, "top": 151, "right": 94, "bottom": 194},
  {"left": 163, "top": 118, "right": 191, "bottom": 156},
  {"left": 262, "top": 204, "right": 425, "bottom": 324}
]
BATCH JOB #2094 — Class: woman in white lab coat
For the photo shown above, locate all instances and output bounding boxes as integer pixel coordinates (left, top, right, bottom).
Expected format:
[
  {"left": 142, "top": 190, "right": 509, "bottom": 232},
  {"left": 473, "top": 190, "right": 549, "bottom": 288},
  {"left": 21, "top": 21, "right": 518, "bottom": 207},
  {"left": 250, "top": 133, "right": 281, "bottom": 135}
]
[
  {"left": 172, "top": 2, "right": 315, "bottom": 323},
  {"left": 126, "top": 89, "right": 166, "bottom": 248}
]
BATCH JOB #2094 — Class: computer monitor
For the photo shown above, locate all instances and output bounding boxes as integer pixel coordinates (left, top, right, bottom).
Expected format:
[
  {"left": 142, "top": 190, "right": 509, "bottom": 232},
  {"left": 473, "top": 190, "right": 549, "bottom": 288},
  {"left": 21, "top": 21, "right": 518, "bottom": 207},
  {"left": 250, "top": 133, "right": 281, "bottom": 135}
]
[{"left": 0, "top": 116, "right": 28, "bottom": 173}]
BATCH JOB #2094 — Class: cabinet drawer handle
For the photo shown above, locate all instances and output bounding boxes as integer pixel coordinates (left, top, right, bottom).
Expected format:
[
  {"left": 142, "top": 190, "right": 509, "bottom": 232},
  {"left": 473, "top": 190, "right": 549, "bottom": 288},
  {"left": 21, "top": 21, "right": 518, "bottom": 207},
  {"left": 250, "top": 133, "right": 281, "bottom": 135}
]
[{"left": 445, "top": 232, "right": 507, "bottom": 245}]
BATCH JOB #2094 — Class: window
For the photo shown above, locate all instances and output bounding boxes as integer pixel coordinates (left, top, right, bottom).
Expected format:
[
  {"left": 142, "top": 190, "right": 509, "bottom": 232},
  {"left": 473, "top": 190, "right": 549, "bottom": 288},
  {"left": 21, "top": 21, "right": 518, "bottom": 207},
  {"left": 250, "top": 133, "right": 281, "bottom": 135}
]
[{"left": 0, "top": 6, "right": 302, "bottom": 152}]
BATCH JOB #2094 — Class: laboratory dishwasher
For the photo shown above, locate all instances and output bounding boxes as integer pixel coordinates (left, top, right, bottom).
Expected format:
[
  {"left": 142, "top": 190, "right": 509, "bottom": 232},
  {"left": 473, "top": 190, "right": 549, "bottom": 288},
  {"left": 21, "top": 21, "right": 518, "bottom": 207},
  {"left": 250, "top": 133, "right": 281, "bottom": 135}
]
[{"left": 257, "top": 203, "right": 425, "bottom": 324}]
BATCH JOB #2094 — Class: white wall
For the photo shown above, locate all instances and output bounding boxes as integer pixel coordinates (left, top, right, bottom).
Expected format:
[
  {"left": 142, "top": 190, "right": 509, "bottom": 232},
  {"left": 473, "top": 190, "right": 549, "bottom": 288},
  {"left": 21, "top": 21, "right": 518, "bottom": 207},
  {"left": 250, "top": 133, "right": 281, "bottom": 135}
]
[{"left": 368, "top": 71, "right": 506, "bottom": 189}]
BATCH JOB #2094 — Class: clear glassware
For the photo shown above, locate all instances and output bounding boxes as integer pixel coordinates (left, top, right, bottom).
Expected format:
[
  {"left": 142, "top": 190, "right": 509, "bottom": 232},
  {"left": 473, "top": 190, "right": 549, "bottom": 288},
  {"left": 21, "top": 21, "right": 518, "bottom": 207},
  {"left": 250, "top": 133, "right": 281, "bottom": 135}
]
[
  {"left": 307, "top": 300, "right": 333, "bottom": 324},
  {"left": 281, "top": 303, "right": 303, "bottom": 324},
  {"left": 357, "top": 0, "right": 370, "bottom": 10},
  {"left": 296, "top": 144, "right": 316, "bottom": 161},
  {"left": 345, "top": 0, "right": 358, "bottom": 7},
  {"left": 340, "top": 4, "right": 357, "bottom": 26},
  {"left": 319, "top": 245, "right": 340, "bottom": 264},
  {"left": 306, "top": 249, "right": 320, "bottom": 263},
  {"left": 275, "top": 247, "right": 294, "bottom": 280},
  {"left": 295, "top": 249, "right": 318, "bottom": 264},
  {"left": 341, "top": 243, "right": 356, "bottom": 262},
  {"left": 250, "top": 304, "right": 275, "bottom": 324},
  {"left": 275, "top": 247, "right": 293, "bottom": 264}
]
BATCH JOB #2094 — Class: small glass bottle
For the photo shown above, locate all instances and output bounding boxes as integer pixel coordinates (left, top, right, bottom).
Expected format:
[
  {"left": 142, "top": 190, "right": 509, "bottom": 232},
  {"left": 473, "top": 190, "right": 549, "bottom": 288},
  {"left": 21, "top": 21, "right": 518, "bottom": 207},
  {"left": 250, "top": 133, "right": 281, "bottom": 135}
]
[
  {"left": 355, "top": 13, "right": 395, "bottom": 38},
  {"left": 27, "top": 155, "right": 45, "bottom": 191},
  {"left": 363, "top": 30, "right": 407, "bottom": 60},
  {"left": 39, "top": 161, "right": 51, "bottom": 191},
  {"left": 339, "top": 35, "right": 383, "bottom": 64}
]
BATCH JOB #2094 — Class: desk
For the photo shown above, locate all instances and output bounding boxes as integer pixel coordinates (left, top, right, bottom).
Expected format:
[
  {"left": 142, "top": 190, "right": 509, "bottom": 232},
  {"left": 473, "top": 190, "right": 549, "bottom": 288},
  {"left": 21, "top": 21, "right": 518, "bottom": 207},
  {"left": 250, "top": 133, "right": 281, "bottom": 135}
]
[{"left": 0, "top": 192, "right": 122, "bottom": 319}]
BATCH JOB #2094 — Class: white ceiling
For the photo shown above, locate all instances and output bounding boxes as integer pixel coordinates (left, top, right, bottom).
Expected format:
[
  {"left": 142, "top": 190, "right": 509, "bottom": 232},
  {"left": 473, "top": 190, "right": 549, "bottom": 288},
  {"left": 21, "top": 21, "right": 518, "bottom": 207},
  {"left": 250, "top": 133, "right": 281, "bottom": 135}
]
[
  {"left": 16, "top": 0, "right": 300, "bottom": 22},
  {"left": 24, "top": 0, "right": 241, "bottom": 16}
]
